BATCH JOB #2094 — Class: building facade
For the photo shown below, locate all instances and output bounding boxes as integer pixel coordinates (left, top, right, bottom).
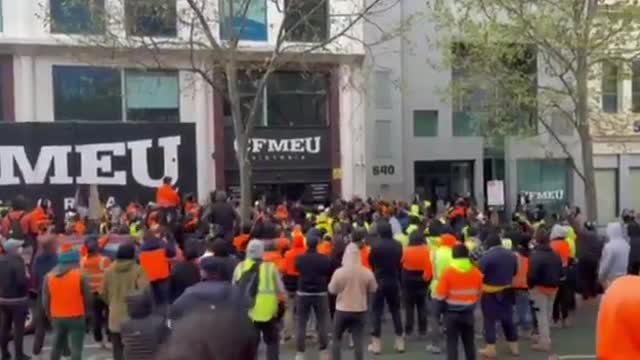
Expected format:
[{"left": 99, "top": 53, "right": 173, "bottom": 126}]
[
  {"left": 364, "top": 1, "right": 640, "bottom": 224},
  {"left": 0, "top": 0, "right": 369, "bottom": 211}
]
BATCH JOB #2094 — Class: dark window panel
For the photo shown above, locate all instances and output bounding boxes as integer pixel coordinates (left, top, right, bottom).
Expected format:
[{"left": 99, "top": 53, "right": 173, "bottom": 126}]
[
  {"left": 283, "top": 0, "right": 328, "bottom": 42},
  {"left": 126, "top": 0, "right": 177, "bottom": 37},
  {"left": 50, "top": 0, "right": 106, "bottom": 34}
]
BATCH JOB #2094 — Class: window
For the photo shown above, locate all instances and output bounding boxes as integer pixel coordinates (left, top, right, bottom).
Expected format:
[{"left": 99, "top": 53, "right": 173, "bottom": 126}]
[
  {"left": 375, "top": 70, "right": 392, "bottom": 109},
  {"left": 53, "top": 66, "right": 122, "bottom": 121},
  {"left": 413, "top": 110, "right": 438, "bottom": 137},
  {"left": 266, "top": 72, "right": 328, "bottom": 127},
  {"left": 375, "top": 120, "right": 392, "bottom": 159},
  {"left": 125, "top": 70, "right": 179, "bottom": 122},
  {"left": 283, "top": 0, "right": 328, "bottom": 42},
  {"left": 517, "top": 159, "right": 570, "bottom": 213},
  {"left": 549, "top": 109, "right": 573, "bottom": 136},
  {"left": 126, "top": 0, "right": 177, "bottom": 37},
  {"left": 220, "top": 0, "right": 267, "bottom": 41},
  {"left": 632, "top": 62, "right": 640, "bottom": 113},
  {"left": 631, "top": 168, "right": 640, "bottom": 210},
  {"left": 595, "top": 169, "right": 618, "bottom": 225},
  {"left": 50, "top": 0, "right": 105, "bottom": 34},
  {"left": 602, "top": 61, "right": 619, "bottom": 113}
]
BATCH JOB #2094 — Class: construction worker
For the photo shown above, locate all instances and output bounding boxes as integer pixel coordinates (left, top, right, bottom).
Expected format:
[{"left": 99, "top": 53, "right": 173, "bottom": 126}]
[
  {"left": 351, "top": 228, "right": 371, "bottom": 270},
  {"left": 263, "top": 241, "right": 286, "bottom": 274},
  {"left": 80, "top": 237, "right": 112, "bottom": 349},
  {"left": 139, "top": 231, "right": 176, "bottom": 309},
  {"left": 512, "top": 232, "right": 533, "bottom": 338},
  {"left": 233, "top": 224, "right": 252, "bottom": 260},
  {"left": 182, "top": 194, "right": 201, "bottom": 233},
  {"left": 477, "top": 232, "right": 519, "bottom": 358},
  {"left": 155, "top": 176, "right": 180, "bottom": 226},
  {"left": 596, "top": 275, "right": 640, "bottom": 359},
  {"left": 0, "top": 196, "right": 30, "bottom": 241},
  {"left": 434, "top": 244, "right": 483, "bottom": 360},
  {"left": 550, "top": 224, "right": 572, "bottom": 327},
  {"left": 42, "top": 244, "right": 92, "bottom": 360},
  {"left": 282, "top": 232, "right": 306, "bottom": 342},
  {"left": 426, "top": 227, "right": 457, "bottom": 354},
  {"left": 317, "top": 234, "right": 333, "bottom": 256},
  {"left": 401, "top": 231, "right": 432, "bottom": 338},
  {"left": 232, "top": 240, "right": 286, "bottom": 360}
]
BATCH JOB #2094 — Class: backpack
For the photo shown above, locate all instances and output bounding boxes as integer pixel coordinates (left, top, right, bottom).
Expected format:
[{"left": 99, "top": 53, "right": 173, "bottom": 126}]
[
  {"left": 233, "top": 260, "right": 262, "bottom": 308},
  {"left": 8, "top": 213, "right": 25, "bottom": 240}
]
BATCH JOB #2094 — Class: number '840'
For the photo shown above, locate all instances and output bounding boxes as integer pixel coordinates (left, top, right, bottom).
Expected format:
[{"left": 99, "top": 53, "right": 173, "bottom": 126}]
[{"left": 372, "top": 165, "right": 395, "bottom": 176}]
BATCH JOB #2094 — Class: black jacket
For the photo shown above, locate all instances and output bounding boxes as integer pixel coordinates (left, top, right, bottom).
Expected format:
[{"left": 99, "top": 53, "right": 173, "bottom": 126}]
[
  {"left": 528, "top": 244, "right": 563, "bottom": 288},
  {"left": 295, "top": 250, "right": 332, "bottom": 294},
  {"left": 576, "top": 229, "right": 603, "bottom": 264},
  {"left": 369, "top": 222, "right": 402, "bottom": 286},
  {"left": 170, "top": 281, "right": 241, "bottom": 320},
  {"left": 627, "top": 222, "right": 640, "bottom": 264},
  {"left": 121, "top": 291, "right": 169, "bottom": 360},
  {"left": 170, "top": 261, "right": 201, "bottom": 302},
  {"left": 0, "top": 253, "right": 28, "bottom": 305}
]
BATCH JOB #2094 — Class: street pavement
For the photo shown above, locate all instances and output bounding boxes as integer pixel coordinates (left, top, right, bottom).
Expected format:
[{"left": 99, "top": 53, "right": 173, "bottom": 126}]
[{"left": 22, "top": 300, "right": 598, "bottom": 360}]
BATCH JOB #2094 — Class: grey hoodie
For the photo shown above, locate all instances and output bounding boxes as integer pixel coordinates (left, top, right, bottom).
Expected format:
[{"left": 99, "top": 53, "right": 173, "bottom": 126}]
[
  {"left": 328, "top": 243, "right": 377, "bottom": 312},
  {"left": 598, "top": 222, "right": 630, "bottom": 285}
]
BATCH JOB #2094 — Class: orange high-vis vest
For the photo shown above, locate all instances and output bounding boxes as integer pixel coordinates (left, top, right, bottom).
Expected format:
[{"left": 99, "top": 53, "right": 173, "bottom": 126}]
[
  {"left": 597, "top": 276, "right": 640, "bottom": 359},
  {"left": 139, "top": 248, "right": 171, "bottom": 281},
  {"left": 317, "top": 241, "right": 333, "bottom": 256},
  {"left": 435, "top": 265, "right": 484, "bottom": 306},
  {"left": 81, "top": 255, "right": 111, "bottom": 294},
  {"left": 263, "top": 251, "right": 286, "bottom": 273},
  {"left": 402, "top": 245, "right": 433, "bottom": 281},
  {"left": 360, "top": 246, "right": 371, "bottom": 269},
  {"left": 156, "top": 184, "right": 180, "bottom": 208},
  {"left": 512, "top": 253, "right": 529, "bottom": 289},
  {"left": 48, "top": 269, "right": 85, "bottom": 318}
]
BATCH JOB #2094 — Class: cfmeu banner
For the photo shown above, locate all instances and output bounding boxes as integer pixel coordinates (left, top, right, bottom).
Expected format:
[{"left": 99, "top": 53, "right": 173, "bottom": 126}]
[{"left": 0, "top": 122, "right": 197, "bottom": 219}]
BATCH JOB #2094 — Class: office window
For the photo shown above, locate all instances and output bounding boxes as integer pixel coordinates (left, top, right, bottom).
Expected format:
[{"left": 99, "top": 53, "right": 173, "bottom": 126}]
[
  {"left": 126, "top": 0, "right": 177, "bottom": 37},
  {"left": 632, "top": 62, "right": 640, "bottom": 113},
  {"left": 375, "top": 120, "right": 392, "bottom": 159},
  {"left": 53, "top": 66, "right": 122, "bottom": 121},
  {"left": 283, "top": 0, "right": 328, "bottom": 42},
  {"left": 413, "top": 110, "right": 438, "bottom": 137},
  {"left": 595, "top": 169, "right": 618, "bottom": 225},
  {"left": 375, "top": 70, "right": 392, "bottom": 109},
  {"left": 50, "top": 0, "right": 105, "bottom": 34},
  {"left": 517, "top": 159, "right": 570, "bottom": 213},
  {"left": 220, "top": 0, "right": 267, "bottom": 41},
  {"left": 266, "top": 72, "right": 328, "bottom": 127},
  {"left": 602, "top": 61, "right": 619, "bottom": 113},
  {"left": 125, "top": 70, "right": 179, "bottom": 122}
]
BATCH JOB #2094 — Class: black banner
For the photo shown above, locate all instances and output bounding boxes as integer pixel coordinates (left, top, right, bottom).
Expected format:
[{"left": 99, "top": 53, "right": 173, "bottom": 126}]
[
  {"left": 0, "top": 122, "right": 197, "bottom": 220},
  {"left": 224, "top": 127, "right": 331, "bottom": 171}
]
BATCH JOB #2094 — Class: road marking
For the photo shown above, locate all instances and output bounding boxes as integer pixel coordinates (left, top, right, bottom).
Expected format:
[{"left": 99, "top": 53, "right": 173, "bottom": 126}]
[
  {"left": 556, "top": 356, "right": 597, "bottom": 359},
  {"left": 41, "top": 343, "right": 103, "bottom": 351}
]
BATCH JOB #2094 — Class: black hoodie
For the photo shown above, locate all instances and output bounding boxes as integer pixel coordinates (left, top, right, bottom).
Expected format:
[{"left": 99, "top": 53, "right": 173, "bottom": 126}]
[
  {"left": 121, "top": 291, "right": 169, "bottom": 360},
  {"left": 627, "top": 222, "right": 640, "bottom": 265},
  {"left": 369, "top": 220, "right": 402, "bottom": 286}
]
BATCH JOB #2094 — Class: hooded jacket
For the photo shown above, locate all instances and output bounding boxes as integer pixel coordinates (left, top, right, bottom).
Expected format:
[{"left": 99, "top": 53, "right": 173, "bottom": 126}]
[
  {"left": 328, "top": 243, "right": 377, "bottom": 312},
  {"left": 369, "top": 221, "right": 403, "bottom": 285},
  {"left": 401, "top": 232, "right": 432, "bottom": 290},
  {"left": 295, "top": 239, "right": 333, "bottom": 294},
  {"left": 576, "top": 228, "right": 603, "bottom": 264},
  {"left": 283, "top": 234, "right": 306, "bottom": 286},
  {"left": 528, "top": 244, "right": 563, "bottom": 289},
  {"left": 0, "top": 245, "right": 29, "bottom": 305},
  {"left": 121, "top": 291, "right": 169, "bottom": 360},
  {"left": 430, "top": 233, "right": 457, "bottom": 294},
  {"left": 598, "top": 222, "right": 630, "bottom": 285},
  {"left": 477, "top": 244, "right": 518, "bottom": 291},
  {"left": 103, "top": 260, "right": 150, "bottom": 332}
]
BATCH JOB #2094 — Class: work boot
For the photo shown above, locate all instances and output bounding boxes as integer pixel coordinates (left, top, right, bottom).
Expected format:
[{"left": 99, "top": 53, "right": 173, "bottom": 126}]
[
  {"left": 508, "top": 342, "right": 520, "bottom": 356},
  {"left": 531, "top": 341, "right": 551, "bottom": 352},
  {"left": 478, "top": 344, "right": 497, "bottom": 358},
  {"left": 394, "top": 336, "right": 405, "bottom": 353},
  {"left": 368, "top": 337, "right": 382, "bottom": 354},
  {"left": 294, "top": 352, "right": 305, "bottom": 360},
  {"left": 426, "top": 343, "right": 441, "bottom": 354},
  {"left": 319, "top": 349, "right": 330, "bottom": 360}
]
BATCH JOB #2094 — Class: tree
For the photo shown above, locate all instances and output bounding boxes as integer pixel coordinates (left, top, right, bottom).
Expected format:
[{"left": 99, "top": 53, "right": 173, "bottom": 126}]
[
  {"left": 47, "top": 0, "right": 401, "bottom": 223},
  {"left": 427, "top": 0, "right": 640, "bottom": 220}
]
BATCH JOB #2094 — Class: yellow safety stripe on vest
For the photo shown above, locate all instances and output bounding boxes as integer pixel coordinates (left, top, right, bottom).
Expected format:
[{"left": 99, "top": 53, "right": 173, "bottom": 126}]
[
  {"left": 446, "top": 299, "right": 477, "bottom": 305},
  {"left": 449, "top": 289, "right": 481, "bottom": 296}
]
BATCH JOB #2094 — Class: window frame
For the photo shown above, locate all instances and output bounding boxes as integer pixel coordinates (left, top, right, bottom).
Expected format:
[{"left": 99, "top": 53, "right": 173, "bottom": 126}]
[
  {"left": 124, "top": 69, "right": 180, "bottom": 123},
  {"left": 283, "top": 0, "right": 329, "bottom": 43},
  {"left": 413, "top": 110, "right": 438, "bottom": 137},
  {"left": 219, "top": 0, "right": 268, "bottom": 41},
  {"left": 125, "top": 0, "right": 178, "bottom": 37},
  {"left": 375, "top": 120, "right": 393, "bottom": 159},
  {"left": 601, "top": 61, "right": 619, "bottom": 114},
  {"left": 50, "top": 0, "right": 106, "bottom": 35}
]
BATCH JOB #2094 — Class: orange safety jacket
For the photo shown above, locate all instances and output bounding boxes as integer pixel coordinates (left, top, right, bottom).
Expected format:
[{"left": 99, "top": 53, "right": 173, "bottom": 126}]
[
  {"left": 183, "top": 204, "right": 201, "bottom": 232},
  {"left": 551, "top": 239, "right": 571, "bottom": 267},
  {"left": 284, "top": 236, "right": 306, "bottom": 276},
  {"left": 48, "top": 269, "right": 86, "bottom": 318},
  {"left": 597, "top": 276, "right": 640, "bottom": 359},
  {"left": 233, "top": 234, "right": 250, "bottom": 254},
  {"left": 434, "top": 262, "right": 484, "bottom": 310},
  {"left": 139, "top": 248, "right": 171, "bottom": 282},
  {"left": 317, "top": 240, "right": 333, "bottom": 256},
  {"left": 81, "top": 255, "right": 111, "bottom": 294},
  {"left": 402, "top": 245, "right": 433, "bottom": 282},
  {"left": 263, "top": 251, "right": 286, "bottom": 273},
  {"left": 156, "top": 184, "right": 180, "bottom": 208},
  {"left": 512, "top": 253, "right": 529, "bottom": 289},
  {"left": 360, "top": 245, "right": 371, "bottom": 270}
]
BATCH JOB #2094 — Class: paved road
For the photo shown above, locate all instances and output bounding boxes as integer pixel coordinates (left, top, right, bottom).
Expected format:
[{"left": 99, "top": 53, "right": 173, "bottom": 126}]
[{"left": 22, "top": 300, "right": 598, "bottom": 360}]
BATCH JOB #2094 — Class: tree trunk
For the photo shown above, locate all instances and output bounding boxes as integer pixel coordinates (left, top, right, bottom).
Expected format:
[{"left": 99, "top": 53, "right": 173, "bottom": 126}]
[{"left": 237, "top": 134, "right": 253, "bottom": 225}]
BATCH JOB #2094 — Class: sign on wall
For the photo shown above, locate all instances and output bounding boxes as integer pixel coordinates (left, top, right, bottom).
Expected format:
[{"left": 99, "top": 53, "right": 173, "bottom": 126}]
[
  {"left": 487, "top": 180, "right": 505, "bottom": 207},
  {"left": 0, "top": 123, "right": 197, "bottom": 218}
]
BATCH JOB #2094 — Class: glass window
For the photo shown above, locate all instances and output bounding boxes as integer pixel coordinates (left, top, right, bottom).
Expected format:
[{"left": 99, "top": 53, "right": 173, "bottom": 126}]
[
  {"left": 375, "top": 120, "right": 392, "bottom": 159},
  {"left": 413, "top": 110, "right": 438, "bottom": 137},
  {"left": 595, "top": 169, "right": 618, "bottom": 225},
  {"left": 602, "top": 61, "right": 619, "bottom": 113},
  {"left": 222, "top": 73, "right": 266, "bottom": 127},
  {"left": 517, "top": 159, "right": 570, "bottom": 212},
  {"left": 53, "top": 66, "right": 122, "bottom": 121},
  {"left": 632, "top": 62, "right": 640, "bottom": 113},
  {"left": 283, "top": 0, "right": 328, "bottom": 42},
  {"left": 452, "top": 111, "right": 476, "bottom": 136},
  {"left": 266, "top": 72, "right": 328, "bottom": 127},
  {"left": 549, "top": 109, "right": 573, "bottom": 136},
  {"left": 126, "top": 0, "right": 177, "bottom": 37},
  {"left": 220, "top": 0, "right": 267, "bottom": 41},
  {"left": 375, "top": 70, "right": 392, "bottom": 109},
  {"left": 125, "top": 70, "right": 179, "bottom": 122},
  {"left": 50, "top": 0, "right": 105, "bottom": 34}
]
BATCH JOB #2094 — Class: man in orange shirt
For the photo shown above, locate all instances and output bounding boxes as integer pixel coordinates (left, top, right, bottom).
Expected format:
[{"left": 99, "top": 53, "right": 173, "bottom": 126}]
[
  {"left": 549, "top": 224, "right": 571, "bottom": 327},
  {"left": 155, "top": 177, "right": 180, "bottom": 226},
  {"left": 597, "top": 275, "right": 640, "bottom": 359},
  {"left": 282, "top": 233, "right": 306, "bottom": 342},
  {"left": 401, "top": 231, "right": 432, "bottom": 338},
  {"left": 80, "top": 237, "right": 111, "bottom": 349}
]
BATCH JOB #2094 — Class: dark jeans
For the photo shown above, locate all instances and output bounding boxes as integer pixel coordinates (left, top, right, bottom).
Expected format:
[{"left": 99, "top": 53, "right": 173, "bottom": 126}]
[
  {"left": 371, "top": 282, "right": 403, "bottom": 337},
  {"left": 403, "top": 285, "right": 427, "bottom": 335},
  {"left": 90, "top": 293, "right": 109, "bottom": 343},
  {"left": 111, "top": 332, "right": 124, "bottom": 360},
  {"left": 629, "top": 260, "right": 640, "bottom": 276},
  {"left": 553, "top": 280, "right": 571, "bottom": 322},
  {"left": 332, "top": 311, "right": 366, "bottom": 360},
  {"left": 481, "top": 291, "right": 518, "bottom": 344},
  {"left": 296, "top": 295, "right": 329, "bottom": 352},
  {"left": 151, "top": 279, "right": 171, "bottom": 310},
  {"left": 445, "top": 311, "right": 475, "bottom": 360},
  {"left": 51, "top": 318, "right": 85, "bottom": 360},
  {"left": 578, "top": 259, "right": 599, "bottom": 299},
  {"left": 0, "top": 304, "right": 27, "bottom": 358},
  {"left": 254, "top": 319, "right": 279, "bottom": 360}
]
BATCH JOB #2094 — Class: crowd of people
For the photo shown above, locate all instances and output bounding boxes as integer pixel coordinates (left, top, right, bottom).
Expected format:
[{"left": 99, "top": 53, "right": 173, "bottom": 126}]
[{"left": 0, "top": 179, "right": 638, "bottom": 359}]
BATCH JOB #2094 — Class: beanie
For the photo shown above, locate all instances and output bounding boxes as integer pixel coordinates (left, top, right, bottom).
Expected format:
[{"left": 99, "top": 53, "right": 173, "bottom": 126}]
[
  {"left": 116, "top": 242, "right": 136, "bottom": 260},
  {"left": 246, "top": 240, "right": 264, "bottom": 260},
  {"left": 58, "top": 243, "right": 80, "bottom": 265}
]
